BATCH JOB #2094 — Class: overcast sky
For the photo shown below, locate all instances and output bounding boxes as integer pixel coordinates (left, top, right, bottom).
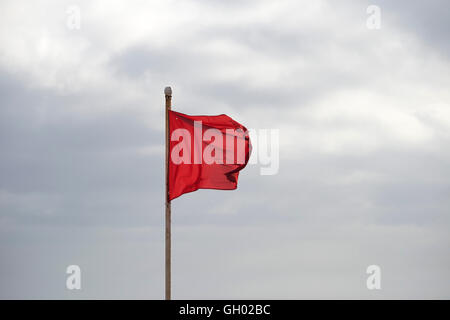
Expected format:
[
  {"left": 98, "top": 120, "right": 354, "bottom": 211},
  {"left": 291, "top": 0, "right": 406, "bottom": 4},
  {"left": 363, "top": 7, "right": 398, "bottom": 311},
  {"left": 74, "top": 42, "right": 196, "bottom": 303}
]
[{"left": 0, "top": 0, "right": 449, "bottom": 299}]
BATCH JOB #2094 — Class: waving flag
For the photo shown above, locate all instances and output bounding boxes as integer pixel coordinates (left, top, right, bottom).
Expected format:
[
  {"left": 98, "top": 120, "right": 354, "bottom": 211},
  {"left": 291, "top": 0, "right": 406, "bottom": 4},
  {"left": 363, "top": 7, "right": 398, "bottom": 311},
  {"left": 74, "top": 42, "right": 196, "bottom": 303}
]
[{"left": 168, "top": 110, "right": 251, "bottom": 200}]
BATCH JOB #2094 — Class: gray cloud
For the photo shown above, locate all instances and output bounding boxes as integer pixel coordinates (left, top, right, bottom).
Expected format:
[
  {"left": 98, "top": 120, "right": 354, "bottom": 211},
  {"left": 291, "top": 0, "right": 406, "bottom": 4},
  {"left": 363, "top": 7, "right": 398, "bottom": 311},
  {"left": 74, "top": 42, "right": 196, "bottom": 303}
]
[{"left": 0, "top": 0, "right": 449, "bottom": 299}]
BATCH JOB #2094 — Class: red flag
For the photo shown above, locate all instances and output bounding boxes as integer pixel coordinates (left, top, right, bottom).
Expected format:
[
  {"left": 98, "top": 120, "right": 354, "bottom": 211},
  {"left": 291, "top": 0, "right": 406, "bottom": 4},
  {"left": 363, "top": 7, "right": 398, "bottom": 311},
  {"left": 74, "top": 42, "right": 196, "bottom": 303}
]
[{"left": 168, "top": 110, "right": 251, "bottom": 200}]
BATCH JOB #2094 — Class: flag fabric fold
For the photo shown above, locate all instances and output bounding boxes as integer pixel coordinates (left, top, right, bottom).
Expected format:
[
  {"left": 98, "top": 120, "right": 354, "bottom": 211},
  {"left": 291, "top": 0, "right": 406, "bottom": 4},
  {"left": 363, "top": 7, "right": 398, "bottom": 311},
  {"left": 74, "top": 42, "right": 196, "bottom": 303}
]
[{"left": 168, "top": 110, "right": 251, "bottom": 200}]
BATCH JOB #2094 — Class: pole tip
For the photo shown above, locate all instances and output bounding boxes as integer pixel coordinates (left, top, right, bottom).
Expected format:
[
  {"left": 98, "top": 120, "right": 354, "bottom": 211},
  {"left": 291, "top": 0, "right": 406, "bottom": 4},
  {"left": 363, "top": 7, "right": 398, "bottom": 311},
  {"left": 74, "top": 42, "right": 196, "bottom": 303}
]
[{"left": 164, "top": 86, "right": 172, "bottom": 96}]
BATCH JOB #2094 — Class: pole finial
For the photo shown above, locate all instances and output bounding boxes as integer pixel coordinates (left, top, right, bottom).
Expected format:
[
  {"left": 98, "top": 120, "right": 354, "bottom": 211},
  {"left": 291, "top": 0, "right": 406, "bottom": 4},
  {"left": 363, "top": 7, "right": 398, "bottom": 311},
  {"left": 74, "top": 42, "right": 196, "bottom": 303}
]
[{"left": 164, "top": 86, "right": 172, "bottom": 96}]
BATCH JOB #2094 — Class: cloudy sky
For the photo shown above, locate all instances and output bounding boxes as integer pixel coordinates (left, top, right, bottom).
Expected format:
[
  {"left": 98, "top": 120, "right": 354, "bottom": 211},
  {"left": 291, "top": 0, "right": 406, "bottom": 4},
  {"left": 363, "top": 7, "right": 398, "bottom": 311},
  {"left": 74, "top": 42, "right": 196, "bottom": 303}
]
[{"left": 0, "top": 0, "right": 449, "bottom": 299}]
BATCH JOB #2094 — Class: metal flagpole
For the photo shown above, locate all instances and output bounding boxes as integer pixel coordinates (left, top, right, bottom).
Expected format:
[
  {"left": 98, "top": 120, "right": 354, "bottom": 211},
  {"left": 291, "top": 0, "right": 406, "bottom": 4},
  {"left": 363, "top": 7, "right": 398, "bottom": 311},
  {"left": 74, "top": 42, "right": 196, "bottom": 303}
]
[{"left": 164, "top": 86, "right": 172, "bottom": 300}]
